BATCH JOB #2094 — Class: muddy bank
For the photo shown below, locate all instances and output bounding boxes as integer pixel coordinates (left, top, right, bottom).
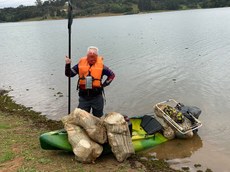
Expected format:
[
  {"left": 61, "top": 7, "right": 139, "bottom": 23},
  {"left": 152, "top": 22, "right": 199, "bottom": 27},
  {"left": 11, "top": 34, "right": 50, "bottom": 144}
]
[
  {"left": 0, "top": 89, "right": 63, "bottom": 130},
  {"left": 0, "top": 89, "right": 181, "bottom": 172}
]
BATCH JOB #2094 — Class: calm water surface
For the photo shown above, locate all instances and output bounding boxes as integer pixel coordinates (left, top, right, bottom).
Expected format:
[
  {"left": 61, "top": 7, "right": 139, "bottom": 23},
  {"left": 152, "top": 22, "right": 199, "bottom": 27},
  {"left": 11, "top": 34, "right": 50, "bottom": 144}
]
[{"left": 1, "top": 7, "right": 230, "bottom": 172}]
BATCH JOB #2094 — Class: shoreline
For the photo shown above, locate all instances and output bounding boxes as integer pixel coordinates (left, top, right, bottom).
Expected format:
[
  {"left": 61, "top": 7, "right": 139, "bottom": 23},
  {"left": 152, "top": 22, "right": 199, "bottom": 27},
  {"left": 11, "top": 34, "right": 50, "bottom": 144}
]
[
  {"left": 0, "top": 89, "right": 63, "bottom": 131},
  {"left": 5, "top": 8, "right": 202, "bottom": 23},
  {"left": 0, "top": 89, "right": 179, "bottom": 172}
]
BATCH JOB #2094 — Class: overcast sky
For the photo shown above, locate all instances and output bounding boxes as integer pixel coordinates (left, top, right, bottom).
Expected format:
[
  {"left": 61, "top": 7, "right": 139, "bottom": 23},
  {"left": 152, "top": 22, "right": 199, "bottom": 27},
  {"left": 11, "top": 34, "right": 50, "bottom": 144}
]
[{"left": 0, "top": 0, "right": 36, "bottom": 8}]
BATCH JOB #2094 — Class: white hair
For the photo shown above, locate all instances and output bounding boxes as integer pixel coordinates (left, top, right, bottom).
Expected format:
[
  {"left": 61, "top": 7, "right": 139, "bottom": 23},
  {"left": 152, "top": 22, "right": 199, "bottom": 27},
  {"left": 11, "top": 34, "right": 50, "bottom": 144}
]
[{"left": 87, "top": 46, "right": 99, "bottom": 55}]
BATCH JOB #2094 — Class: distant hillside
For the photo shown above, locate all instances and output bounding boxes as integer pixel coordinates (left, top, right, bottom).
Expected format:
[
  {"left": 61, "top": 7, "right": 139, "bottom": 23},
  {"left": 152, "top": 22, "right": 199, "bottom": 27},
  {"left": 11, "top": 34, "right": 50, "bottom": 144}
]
[{"left": 1, "top": 0, "right": 230, "bottom": 22}]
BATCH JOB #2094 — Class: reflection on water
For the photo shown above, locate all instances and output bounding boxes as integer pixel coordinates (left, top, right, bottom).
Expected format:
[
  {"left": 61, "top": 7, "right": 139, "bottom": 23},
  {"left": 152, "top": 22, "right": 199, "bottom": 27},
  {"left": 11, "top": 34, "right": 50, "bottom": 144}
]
[
  {"left": 1, "top": 7, "right": 230, "bottom": 171},
  {"left": 141, "top": 135, "right": 230, "bottom": 171},
  {"left": 143, "top": 134, "right": 203, "bottom": 160}
]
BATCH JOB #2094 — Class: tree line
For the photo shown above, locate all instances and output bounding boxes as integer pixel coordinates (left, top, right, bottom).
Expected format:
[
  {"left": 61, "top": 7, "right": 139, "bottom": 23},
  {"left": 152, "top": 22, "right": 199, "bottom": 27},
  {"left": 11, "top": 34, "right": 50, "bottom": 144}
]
[{"left": 0, "top": 0, "right": 230, "bottom": 22}]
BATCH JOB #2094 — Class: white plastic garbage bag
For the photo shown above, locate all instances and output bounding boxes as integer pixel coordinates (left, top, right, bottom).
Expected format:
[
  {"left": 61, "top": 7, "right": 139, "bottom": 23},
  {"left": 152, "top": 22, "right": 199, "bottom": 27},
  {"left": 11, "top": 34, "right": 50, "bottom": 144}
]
[
  {"left": 62, "top": 108, "right": 107, "bottom": 144},
  {"left": 103, "top": 112, "right": 134, "bottom": 162},
  {"left": 64, "top": 123, "right": 103, "bottom": 163}
]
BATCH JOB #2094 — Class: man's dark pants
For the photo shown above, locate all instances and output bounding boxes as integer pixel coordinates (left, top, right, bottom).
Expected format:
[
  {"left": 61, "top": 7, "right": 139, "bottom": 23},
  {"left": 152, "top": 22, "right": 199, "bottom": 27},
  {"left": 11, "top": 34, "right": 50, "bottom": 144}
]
[{"left": 78, "top": 94, "right": 104, "bottom": 117}]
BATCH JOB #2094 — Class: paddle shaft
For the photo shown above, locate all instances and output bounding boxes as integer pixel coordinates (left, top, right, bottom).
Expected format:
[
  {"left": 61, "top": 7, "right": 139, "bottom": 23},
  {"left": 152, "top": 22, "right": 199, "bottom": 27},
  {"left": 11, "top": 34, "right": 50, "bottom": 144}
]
[{"left": 68, "top": 0, "right": 73, "bottom": 114}]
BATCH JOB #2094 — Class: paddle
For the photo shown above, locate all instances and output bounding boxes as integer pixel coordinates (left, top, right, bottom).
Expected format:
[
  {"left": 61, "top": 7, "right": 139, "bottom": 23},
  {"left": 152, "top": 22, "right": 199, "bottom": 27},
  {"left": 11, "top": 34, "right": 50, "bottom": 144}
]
[{"left": 67, "top": 0, "right": 73, "bottom": 114}]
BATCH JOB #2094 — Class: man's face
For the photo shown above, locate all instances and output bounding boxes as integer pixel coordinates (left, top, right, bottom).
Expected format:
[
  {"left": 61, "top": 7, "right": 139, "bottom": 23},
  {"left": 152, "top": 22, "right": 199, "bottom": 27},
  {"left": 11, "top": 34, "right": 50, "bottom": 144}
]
[{"left": 87, "top": 53, "right": 97, "bottom": 65}]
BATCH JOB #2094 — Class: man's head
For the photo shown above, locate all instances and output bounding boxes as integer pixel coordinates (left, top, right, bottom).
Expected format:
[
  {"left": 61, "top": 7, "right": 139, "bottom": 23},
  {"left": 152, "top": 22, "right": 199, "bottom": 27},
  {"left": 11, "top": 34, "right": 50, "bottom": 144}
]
[{"left": 87, "top": 46, "right": 99, "bottom": 65}]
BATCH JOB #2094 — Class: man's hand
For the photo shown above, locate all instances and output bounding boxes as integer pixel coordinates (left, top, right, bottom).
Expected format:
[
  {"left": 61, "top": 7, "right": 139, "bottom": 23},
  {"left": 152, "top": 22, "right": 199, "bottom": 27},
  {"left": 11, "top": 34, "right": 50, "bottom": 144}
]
[{"left": 65, "top": 56, "right": 71, "bottom": 64}]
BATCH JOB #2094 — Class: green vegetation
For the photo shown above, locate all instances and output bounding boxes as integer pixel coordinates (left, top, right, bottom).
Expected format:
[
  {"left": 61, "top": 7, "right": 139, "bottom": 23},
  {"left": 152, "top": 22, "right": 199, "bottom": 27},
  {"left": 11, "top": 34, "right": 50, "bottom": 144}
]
[{"left": 0, "top": 0, "right": 230, "bottom": 22}]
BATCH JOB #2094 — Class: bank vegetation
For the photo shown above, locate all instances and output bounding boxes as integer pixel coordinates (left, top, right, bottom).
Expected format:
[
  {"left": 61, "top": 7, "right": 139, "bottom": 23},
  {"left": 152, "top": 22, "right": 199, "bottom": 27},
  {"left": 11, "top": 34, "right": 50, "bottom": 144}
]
[{"left": 0, "top": 0, "right": 230, "bottom": 22}]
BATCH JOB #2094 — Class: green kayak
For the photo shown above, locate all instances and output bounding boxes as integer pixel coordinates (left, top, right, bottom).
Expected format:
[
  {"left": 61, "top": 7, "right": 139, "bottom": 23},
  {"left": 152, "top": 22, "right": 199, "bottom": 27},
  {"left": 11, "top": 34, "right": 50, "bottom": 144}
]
[{"left": 39, "top": 115, "right": 168, "bottom": 153}]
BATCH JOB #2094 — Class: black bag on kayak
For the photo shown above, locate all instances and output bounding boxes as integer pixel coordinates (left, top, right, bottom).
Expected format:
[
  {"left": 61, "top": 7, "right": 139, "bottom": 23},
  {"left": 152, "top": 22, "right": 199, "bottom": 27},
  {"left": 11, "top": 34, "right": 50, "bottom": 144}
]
[
  {"left": 140, "top": 115, "right": 163, "bottom": 135},
  {"left": 175, "top": 103, "right": 202, "bottom": 124}
]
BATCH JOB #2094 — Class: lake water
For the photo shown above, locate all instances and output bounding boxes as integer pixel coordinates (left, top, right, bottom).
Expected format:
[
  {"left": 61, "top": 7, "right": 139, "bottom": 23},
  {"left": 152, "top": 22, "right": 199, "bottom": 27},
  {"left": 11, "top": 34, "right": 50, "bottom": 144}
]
[{"left": 1, "top": 7, "right": 230, "bottom": 171}]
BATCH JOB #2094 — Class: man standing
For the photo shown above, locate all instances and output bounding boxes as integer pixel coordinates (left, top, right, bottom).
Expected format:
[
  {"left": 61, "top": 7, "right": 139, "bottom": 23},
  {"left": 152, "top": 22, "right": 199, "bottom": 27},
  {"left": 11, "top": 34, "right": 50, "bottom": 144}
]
[{"left": 65, "top": 46, "right": 115, "bottom": 117}]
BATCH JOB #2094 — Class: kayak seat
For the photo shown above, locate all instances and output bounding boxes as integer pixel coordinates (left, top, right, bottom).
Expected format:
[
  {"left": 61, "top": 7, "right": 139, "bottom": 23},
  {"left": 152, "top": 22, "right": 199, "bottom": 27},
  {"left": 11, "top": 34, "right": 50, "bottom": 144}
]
[{"left": 140, "top": 115, "right": 163, "bottom": 135}]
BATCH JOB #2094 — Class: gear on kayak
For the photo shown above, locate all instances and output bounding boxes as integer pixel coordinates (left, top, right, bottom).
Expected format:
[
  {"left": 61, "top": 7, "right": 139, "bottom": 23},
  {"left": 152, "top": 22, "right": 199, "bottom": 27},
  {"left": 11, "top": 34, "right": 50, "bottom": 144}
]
[{"left": 39, "top": 99, "right": 202, "bottom": 163}]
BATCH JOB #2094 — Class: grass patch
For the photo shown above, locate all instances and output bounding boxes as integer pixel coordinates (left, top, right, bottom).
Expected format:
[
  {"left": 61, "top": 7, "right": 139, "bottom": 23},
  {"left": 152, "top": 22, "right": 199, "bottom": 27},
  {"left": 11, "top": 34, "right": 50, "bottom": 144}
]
[
  {"left": 18, "top": 166, "right": 38, "bottom": 172},
  {"left": 0, "top": 123, "right": 11, "bottom": 129},
  {"left": 38, "top": 157, "right": 52, "bottom": 164},
  {"left": 0, "top": 151, "right": 14, "bottom": 163}
]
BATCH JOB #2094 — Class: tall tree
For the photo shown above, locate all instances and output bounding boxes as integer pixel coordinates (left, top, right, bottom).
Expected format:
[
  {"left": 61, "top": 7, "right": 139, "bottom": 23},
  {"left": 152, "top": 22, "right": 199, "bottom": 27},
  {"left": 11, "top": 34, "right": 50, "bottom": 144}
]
[{"left": 35, "top": 0, "right": 43, "bottom": 6}]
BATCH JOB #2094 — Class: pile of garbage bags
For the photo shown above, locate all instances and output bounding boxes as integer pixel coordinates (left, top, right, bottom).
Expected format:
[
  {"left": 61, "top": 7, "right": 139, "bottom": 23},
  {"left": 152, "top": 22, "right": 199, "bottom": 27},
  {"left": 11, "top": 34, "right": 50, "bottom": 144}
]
[{"left": 62, "top": 108, "right": 134, "bottom": 163}]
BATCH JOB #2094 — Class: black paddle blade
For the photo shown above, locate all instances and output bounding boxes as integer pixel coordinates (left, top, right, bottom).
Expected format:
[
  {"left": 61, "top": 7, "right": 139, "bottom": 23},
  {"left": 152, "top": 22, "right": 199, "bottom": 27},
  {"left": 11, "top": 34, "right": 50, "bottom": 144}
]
[{"left": 68, "top": 0, "right": 73, "bottom": 29}]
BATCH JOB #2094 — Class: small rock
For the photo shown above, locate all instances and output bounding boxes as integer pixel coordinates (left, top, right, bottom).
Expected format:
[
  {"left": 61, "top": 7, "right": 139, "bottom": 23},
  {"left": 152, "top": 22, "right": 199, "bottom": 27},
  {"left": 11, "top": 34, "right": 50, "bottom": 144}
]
[
  {"left": 181, "top": 166, "right": 189, "bottom": 171},
  {"left": 140, "top": 157, "right": 148, "bottom": 161},
  {"left": 194, "top": 164, "right": 202, "bottom": 168},
  {"left": 0, "top": 89, "right": 8, "bottom": 95},
  {"left": 149, "top": 152, "right": 157, "bottom": 157}
]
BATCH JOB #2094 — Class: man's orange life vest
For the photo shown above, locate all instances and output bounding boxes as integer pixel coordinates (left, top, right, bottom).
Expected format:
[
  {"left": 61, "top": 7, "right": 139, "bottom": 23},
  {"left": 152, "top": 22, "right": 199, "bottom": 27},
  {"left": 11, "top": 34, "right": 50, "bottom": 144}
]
[{"left": 78, "top": 56, "right": 103, "bottom": 88}]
